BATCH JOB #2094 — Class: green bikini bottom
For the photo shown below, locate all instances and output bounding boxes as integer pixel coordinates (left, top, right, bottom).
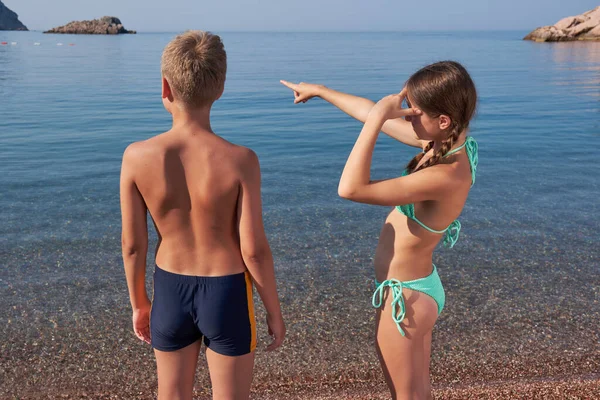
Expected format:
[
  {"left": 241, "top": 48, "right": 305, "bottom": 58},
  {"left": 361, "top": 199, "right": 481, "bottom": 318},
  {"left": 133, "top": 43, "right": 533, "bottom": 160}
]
[{"left": 373, "top": 265, "right": 445, "bottom": 336}]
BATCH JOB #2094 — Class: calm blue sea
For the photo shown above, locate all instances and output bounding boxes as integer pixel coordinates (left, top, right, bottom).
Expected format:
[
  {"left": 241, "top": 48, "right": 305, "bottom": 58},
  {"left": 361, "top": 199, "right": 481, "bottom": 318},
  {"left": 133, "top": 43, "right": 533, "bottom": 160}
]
[{"left": 0, "top": 31, "right": 599, "bottom": 287}]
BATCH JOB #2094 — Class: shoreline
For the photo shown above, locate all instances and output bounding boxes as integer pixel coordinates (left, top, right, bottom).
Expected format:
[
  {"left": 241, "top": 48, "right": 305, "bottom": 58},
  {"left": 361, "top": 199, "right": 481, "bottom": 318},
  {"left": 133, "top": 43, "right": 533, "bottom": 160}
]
[
  {"left": 3, "top": 289, "right": 599, "bottom": 399},
  {"left": 3, "top": 228, "right": 599, "bottom": 399}
]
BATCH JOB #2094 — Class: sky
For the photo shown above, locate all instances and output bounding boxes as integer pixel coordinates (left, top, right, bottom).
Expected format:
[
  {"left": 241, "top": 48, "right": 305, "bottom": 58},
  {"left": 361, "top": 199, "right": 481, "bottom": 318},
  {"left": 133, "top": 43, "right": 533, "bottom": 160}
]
[{"left": 5, "top": 0, "right": 600, "bottom": 33}]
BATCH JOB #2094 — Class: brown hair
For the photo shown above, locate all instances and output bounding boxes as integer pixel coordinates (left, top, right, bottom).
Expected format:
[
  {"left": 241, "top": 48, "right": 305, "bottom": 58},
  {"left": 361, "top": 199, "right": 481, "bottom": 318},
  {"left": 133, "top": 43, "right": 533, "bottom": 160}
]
[
  {"left": 161, "top": 30, "right": 227, "bottom": 108},
  {"left": 405, "top": 61, "right": 477, "bottom": 173}
]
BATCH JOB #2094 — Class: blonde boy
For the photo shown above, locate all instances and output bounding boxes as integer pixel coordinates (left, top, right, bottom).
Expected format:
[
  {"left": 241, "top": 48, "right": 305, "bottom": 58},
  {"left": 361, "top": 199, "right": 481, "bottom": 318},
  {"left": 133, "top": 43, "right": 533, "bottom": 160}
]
[{"left": 120, "top": 31, "right": 285, "bottom": 400}]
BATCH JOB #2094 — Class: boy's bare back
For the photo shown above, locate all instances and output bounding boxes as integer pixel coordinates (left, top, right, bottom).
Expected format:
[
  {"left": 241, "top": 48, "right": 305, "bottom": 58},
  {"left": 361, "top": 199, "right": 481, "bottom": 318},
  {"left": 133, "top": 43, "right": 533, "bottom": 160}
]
[{"left": 123, "top": 126, "right": 257, "bottom": 276}]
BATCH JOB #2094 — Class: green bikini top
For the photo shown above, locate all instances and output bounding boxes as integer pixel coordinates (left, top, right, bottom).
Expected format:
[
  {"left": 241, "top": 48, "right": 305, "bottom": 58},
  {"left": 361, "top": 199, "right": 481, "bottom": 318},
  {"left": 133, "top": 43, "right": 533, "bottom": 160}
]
[{"left": 396, "top": 137, "right": 478, "bottom": 248}]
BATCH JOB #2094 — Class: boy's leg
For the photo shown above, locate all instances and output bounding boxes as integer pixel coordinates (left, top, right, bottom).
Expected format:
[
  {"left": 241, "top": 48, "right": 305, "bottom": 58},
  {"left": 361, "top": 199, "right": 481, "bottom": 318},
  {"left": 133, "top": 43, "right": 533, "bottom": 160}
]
[
  {"left": 154, "top": 340, "right": 202, "bottom": 400},
  {"left": 206, "top": 348, "right": 255, "bottom": 400}
]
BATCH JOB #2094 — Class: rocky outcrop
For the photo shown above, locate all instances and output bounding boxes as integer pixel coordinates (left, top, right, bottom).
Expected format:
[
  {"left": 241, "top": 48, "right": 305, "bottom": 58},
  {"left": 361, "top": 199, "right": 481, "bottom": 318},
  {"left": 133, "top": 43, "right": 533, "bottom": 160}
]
[
  {"left": 44, "top": 16, "right": 136, "bottom": 35},
  {"left": 0, "top": 1, "right": 28, "bottom": 31},
  {"left": 524, "top": 6, "right": 600, "bottom": 42}
]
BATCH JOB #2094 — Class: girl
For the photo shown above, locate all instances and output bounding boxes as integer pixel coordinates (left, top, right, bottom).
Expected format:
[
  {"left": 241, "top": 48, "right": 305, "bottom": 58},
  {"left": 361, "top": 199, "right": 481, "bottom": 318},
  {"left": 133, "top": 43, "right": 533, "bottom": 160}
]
[{"left": 281, "top": 61, "right": 478, "bottom": 399}]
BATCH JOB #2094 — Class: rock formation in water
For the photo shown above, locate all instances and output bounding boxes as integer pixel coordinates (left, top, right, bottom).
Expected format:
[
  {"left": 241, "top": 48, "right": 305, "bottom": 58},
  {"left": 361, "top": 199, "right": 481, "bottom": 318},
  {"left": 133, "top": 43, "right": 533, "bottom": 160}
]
[
  {"left": 524, "top": 6, "right": 600, "bottom": 42},
  {"left": 0, "top": 0, "right": 28, "bottom": 31},
  {"left": 44, "top": 16, "right": 136, "bottom": 35}
]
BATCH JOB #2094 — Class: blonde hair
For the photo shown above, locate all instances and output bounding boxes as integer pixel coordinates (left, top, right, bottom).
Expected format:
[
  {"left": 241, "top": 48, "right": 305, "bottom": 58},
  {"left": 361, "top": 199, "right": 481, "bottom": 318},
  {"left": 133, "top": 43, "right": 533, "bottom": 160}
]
[{"left": 161, "top": 30, "right": 227, "bottom": 108}]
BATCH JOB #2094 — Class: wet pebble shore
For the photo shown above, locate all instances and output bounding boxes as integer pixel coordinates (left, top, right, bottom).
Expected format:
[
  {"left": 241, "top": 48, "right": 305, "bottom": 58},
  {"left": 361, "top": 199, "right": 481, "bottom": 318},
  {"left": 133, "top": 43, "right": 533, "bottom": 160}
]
[{"left": 2, "top": 226, "right": 599, "bottom": 399}]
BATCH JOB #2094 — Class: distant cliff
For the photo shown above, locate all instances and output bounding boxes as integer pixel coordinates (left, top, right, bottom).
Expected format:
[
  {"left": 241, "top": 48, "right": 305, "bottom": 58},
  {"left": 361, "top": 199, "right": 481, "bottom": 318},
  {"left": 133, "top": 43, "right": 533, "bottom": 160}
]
[
  {"left": 45, "top": 16, "right": 136, "bottom": 35},
  {"left": 0, "top": 1, "right": 28, "bottom": 31},
  {"left": 524, "top": 6, "right": 600, "bottom": 42}
]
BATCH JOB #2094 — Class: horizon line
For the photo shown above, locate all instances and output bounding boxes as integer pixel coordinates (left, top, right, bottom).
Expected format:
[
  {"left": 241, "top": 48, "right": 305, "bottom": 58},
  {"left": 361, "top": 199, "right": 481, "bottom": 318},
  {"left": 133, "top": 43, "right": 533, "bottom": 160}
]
[{"left": 8, "top": 28, "right": 532, "bottom": 34}]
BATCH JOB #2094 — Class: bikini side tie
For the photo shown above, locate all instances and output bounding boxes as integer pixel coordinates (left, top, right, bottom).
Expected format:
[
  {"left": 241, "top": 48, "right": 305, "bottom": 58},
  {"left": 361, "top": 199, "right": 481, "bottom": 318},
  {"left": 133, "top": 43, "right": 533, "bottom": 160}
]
[{"left": 372, "top": 279, "right": 406, "bottom": 336}]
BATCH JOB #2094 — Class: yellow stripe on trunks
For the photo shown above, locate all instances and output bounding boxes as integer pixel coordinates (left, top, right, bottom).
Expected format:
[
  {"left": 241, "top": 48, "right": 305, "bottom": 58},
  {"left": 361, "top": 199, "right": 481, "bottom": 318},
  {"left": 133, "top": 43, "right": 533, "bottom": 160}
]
[{"left": 244, "top": 271, "right": 257, "bottom": 352}]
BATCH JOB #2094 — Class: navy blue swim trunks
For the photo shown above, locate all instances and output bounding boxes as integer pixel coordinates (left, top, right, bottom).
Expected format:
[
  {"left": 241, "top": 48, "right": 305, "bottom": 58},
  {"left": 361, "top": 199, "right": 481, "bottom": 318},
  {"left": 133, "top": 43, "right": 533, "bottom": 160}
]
[{"left": 150, "top": 265, "right": 256, "bottom": 356}]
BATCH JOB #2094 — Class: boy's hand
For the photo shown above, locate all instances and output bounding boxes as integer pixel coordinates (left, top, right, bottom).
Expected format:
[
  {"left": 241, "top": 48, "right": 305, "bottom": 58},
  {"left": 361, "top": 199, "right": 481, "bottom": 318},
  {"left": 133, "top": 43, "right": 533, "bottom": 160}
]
[
  {"left": 280, "top": 80, "right": 323, "bottom": 104},
  {"left": 370, "top": 88, "right": 422, "bottom": 122},
  {"left": 266, "top": 313, "right": 286, "bottom": 351},
  {"left": 132, "top": 299, "right": 151, "bottom": 344}
]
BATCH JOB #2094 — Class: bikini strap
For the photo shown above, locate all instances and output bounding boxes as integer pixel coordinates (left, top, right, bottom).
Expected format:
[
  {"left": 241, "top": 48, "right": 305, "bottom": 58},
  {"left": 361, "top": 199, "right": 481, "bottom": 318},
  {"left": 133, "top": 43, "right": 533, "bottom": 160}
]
[
  {"left": 465, "top": 137, "right": 478, "bottom": 186},
  {"left": 444, "top": 138, "right": 469, "bottom": 157},
  {"left": 443, "top": 137, "right": 478, "bottom": 186},
  {"left": 372, "top": 279, "right": 406, "bottom": 336}
]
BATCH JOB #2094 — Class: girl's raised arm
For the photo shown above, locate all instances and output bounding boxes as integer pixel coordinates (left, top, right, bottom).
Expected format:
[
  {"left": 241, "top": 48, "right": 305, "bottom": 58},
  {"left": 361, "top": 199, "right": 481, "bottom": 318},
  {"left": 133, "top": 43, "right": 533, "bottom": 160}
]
[{"left": 280, "top": 80, "right": 426, "bottom": 149}]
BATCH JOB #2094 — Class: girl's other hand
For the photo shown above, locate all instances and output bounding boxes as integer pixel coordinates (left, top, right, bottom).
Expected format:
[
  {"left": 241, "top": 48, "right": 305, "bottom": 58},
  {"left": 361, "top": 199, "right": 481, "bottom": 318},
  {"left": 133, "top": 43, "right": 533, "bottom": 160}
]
[{"left": 370, "top": 88, "right": 422, "bottom": 122}]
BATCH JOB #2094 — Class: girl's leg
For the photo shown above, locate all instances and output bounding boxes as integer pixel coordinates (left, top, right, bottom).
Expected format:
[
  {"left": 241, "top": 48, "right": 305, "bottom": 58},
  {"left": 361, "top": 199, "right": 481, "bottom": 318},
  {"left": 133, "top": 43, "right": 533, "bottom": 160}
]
[
  {"left": 154, "top": 340, "right": 202, "bottom": 400},
  {"left": 422, "top": 331, "right": 433, "bottom": 400},
  {"left": 375, "top": 288, "right": 438, "bottom": 400},
  {"left": 206, "top": 348, "right": 255, "bottom": 400}
]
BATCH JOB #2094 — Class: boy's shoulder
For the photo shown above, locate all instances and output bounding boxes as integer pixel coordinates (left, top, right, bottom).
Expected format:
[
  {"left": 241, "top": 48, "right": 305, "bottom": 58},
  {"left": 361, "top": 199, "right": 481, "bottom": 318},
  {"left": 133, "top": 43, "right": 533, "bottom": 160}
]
[
  {"left": 122, "top": 132, "right": 171, "bottom": 160},
  {"left": 211, "top": 133, "right": 257, "bottom": 165},
  {"left": 232, "top": 143, "right": 258, "bottom": 163},
  {"left": 122, "top": 132, "right": 261, "bottom": 176},
  {"left": 214, "top": 139, "right": 261, "bottom": 180}
]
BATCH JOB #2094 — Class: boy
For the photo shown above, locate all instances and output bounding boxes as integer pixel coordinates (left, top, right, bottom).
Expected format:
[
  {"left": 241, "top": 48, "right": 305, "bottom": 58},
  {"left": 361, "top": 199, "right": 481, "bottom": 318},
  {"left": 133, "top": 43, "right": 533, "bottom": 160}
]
[{"left": 120, "top": 31, "right": 285, "bottom": 400}]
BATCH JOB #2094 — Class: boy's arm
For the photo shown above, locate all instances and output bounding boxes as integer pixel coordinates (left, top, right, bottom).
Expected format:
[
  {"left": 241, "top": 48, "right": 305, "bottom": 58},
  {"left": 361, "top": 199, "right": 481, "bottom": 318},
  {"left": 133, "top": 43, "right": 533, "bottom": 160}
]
[
  {"left": 237, "top": 149, "right": 285, "bottom": 351},
  {"left": 280, "top": 80, "right": 426, "bottom": 149},
  {"left": 120, "top": 144, "right": 151, "bottom": 344}
]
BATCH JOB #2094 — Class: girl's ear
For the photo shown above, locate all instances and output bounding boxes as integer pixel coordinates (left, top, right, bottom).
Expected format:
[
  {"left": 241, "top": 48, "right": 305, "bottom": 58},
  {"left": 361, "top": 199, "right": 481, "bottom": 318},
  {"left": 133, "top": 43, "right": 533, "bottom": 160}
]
[{"left": 439, "top": 115, "right": 452, "bottom": 131}]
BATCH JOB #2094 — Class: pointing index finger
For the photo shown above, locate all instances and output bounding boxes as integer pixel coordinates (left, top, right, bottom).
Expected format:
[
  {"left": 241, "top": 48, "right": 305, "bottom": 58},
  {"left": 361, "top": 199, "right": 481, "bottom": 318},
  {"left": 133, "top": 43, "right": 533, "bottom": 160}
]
[{"left": 280, "top": 80, "right": 297, "bottom": 90}]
